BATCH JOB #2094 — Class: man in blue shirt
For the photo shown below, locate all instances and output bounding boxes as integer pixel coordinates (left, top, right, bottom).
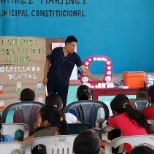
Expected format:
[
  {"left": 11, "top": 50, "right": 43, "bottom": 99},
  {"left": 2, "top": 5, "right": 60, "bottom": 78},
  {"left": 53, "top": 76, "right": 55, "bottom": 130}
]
[{"left": 43, "top": 35, "right": 100, "bottom": 108}]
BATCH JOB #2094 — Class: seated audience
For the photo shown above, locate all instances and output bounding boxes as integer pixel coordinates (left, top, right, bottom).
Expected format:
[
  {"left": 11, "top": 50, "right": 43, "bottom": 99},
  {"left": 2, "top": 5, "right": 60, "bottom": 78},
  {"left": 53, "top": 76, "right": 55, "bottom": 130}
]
[
  {"left": 130, "top": 144, "right": 154, "bottom": 154},
  {"left": 76, "top": 85, "right": 92, "bottom": 100},
  {"left": 24, "top": 105, "right": 68, "bottom": 143},
  {"left": 0, "top": 116, "right": 14, "bottom": 142},
  {"left": 33, "top": 93, "right": 80, "bottom": 130},
  {"left": 107, "top": 94, "right": 150, "bottom": 153},
  {"left": 73, "top": 129, "right": 101, "bottom": 154},
  {"left": 20, "top": 88, "right": 35, "bottom": 101}
]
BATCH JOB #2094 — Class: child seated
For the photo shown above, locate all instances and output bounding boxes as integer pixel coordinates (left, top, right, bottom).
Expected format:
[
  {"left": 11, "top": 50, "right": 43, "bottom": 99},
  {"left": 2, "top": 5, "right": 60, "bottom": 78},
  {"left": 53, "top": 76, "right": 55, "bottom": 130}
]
[
  {"left": 73, "top": 129, "right": 101, "bottom": 154},
  {"left": 107, "top": 94, "right": 150, "bottom": 153},
  {"left": 24, "top": 105, "right": 68, "bottom": 143}
]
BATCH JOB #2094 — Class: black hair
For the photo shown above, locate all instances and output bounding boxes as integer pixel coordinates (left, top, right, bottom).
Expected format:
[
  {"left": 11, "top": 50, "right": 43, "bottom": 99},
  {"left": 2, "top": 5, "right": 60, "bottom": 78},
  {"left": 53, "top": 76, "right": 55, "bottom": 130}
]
[
  {"left": 20, "top": 88, "right": 35, "bottom": 101},
  {"left": 0, "top": 115, "right": 5, "bottom": 142},
  {"left": 73, "top": 129, "right": 100, "bottom": 154},
  {"left": 136, "top": 87, "right": 148, "bottom": 98},
  {"left": 45, "top": 93, "right": 63, "bottom": 108},
  {"left": 65, "top": 35, "right": 78, "bottom": 44},
  {"left": 77, "top": 85, "right": 91, "bottom": 100},
  {"left": 39, "top": 106, "right": 68, "bottom": 135},
  {"left": 110, "top": 94, "right": 150, "bottom": 134},
  {"left": 148, "top": 85, "right": 154, "bottom": 103},
  {"left": 130, "top": 144, "right": 154, "bottom": 154}
]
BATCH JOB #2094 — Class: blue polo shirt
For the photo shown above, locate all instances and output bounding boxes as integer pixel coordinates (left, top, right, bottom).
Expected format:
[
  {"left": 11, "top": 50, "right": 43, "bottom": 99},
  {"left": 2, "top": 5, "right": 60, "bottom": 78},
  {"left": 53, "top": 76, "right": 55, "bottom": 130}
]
[{"left": 47, "top": 47, "right": 83, "bottom": 85}]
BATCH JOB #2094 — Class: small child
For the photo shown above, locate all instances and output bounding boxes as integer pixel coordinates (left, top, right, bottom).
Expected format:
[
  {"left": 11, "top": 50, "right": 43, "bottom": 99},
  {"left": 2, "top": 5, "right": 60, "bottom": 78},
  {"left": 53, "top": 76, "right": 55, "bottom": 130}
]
[
  {"left": 129, "top": 87, "right": 148, "bottom": 108},
  {"left": 76, "top": 85, "right": 92, "bottom": 100},
  {"left": 33, "top": 93, "right": 80, "bottom": 131},
  {"left": 20, "top": 88, "right": 35, "bottom": 101},
  {"left": 73, "top": 129, "right": 101, "bottom": 154},
  {"left": 107, "top": 94, "right": 150, "bottom": 153},
  {"left": 24, "top": 105, "right": 68, "bottom": 143},
  {"left": 143, "top": 85, "right": 154, "bottom": 133}
]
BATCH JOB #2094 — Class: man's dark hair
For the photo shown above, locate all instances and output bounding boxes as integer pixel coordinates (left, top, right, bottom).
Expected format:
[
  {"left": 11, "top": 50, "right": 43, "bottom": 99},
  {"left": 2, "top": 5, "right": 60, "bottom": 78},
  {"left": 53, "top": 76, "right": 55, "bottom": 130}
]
[
  {"left": 65, "top": 35, "right": 78, "bottom": 44},
  {"left": 20, "top": 88, "right": 35, "bottom": 101}
]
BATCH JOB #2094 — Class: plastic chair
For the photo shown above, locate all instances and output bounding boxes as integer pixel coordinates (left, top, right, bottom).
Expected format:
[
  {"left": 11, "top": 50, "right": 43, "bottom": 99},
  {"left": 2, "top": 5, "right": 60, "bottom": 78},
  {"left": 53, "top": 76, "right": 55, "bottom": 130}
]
[
  {"left": 104, "top": 135, "right": 154, "bottom": 154},
  {"left": 0, "top": 142, "right": 25, "bottom": 154},
  {"left": 25, "top": 135, "right": 77, "bottom": 154},
  {"left": 64, "top": 100, "right": 109, "bottom": 127},
  {"left": 67, "top": 123, "right": 92, "bottom": 134},
  {"left": 134, "top": 98, "right": 149, "bottom": 111},
  {"left": 2, "top": 101, "right": 44, "bottom": 133},
  {"left": 3, "top": 123, "right": 29, "bottom": 138}
]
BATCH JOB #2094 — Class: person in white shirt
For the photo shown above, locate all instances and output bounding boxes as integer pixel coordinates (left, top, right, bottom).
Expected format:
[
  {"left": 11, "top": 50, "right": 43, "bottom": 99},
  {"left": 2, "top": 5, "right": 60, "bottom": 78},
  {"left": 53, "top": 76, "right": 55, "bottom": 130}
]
[{"left": 33, "top": 93, "right": 80, "bottom": 130}]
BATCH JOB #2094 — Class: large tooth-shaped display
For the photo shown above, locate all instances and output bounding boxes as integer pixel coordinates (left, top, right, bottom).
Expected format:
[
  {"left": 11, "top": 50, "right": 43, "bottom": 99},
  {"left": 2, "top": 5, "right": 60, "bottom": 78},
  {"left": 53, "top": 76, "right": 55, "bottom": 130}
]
[{"left": 80, "top": 56, "right": 112, "bottom": 88}]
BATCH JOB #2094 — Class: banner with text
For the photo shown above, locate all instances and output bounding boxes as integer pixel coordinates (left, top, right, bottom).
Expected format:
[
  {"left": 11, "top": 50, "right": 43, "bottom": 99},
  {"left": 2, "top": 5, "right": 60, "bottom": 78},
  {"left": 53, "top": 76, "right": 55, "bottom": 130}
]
[{"left": 0, "top": 36, "right": 46, "bottom": 107}]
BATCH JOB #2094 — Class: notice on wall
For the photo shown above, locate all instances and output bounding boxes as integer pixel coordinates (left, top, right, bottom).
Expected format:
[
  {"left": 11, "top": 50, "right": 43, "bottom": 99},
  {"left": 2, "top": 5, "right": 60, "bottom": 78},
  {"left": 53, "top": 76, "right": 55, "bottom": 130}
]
[
  {"left": 0, "top": 36, "right": 46, "bottom": 107},
  {"left": 0, "top": 1, "right": 87, "bottom": 18}
]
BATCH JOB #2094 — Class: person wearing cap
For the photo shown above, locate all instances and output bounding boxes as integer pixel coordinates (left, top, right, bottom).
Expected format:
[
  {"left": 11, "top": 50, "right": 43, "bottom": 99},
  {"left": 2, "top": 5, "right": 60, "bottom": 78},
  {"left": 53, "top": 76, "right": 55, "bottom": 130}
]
[{"left": 73, "top": 129, "right": 101, "bottom": 154}]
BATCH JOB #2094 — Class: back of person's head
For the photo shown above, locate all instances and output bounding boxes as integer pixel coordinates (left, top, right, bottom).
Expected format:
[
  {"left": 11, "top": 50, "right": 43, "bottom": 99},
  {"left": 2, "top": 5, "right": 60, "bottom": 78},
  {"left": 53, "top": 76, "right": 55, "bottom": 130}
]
[
  {"left": 45, "top": 93, "right": 63, "bottom": 110},
  {"left": 20, "top": 88, "right": 35, "bottom": 101},
  {"left": 148, "top": 85, "right": 154, "bottom": 103},
  {"left": 0, "top": 115, "right": 5, "bottom": 142},
  {"left": 39, "top": 105, "right": 67, "bottom": 135},
  {"left": 111, "top": 94, "right": 150, "bottom": 133},
  {"left": 130, "top": 144, "right": 154, "bottom": 154},
  {"left": 77, "top": 85, "right": 92, "bottom": 100},
  {"left": 65, "top": 35, "right": 78, "bottom": 44},
  {"left": 136, "top": 87, "right": 148, "bottom": 98},
  {"left": 73, "top": 129, "right": 100, "bottom": 154}
]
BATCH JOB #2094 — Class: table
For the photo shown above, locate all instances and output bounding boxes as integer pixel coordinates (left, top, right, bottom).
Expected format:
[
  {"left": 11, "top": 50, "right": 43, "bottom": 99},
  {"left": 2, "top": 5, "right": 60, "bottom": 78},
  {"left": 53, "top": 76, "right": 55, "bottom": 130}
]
[{"left": 91, "top": 88, "right": 138, "bottom": 100}]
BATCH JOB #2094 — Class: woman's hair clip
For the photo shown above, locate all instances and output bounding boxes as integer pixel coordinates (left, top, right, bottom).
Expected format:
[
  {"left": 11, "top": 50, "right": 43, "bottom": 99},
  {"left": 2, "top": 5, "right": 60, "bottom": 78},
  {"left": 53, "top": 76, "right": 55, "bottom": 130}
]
[
  {"left": 60, "top": 117, "right": 63, "bottom": 122},
  {"left": 123, "top": 102, "right": 128, "bottom": 109},
  {"left": 54, "top": 105, "right": 58, "bottom": 108}
]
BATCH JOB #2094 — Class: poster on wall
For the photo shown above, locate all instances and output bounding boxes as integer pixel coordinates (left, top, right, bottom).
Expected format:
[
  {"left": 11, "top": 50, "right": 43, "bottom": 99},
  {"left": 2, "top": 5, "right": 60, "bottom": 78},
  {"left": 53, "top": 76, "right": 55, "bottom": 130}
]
[
  {"left": 52, "top": 42, "right": 78, "bottom": 80},
  {"left": 0, "top": 36, "right": 46, "bottom": 108}
]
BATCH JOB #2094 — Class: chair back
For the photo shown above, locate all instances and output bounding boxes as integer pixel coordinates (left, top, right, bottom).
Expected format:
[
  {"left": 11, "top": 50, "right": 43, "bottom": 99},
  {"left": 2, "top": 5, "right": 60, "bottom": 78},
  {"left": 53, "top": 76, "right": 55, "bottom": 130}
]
[
  {"left": 134, "top": 98, "right": 149, "bottom": 111},
  {"left": 3, "top": 123, "right": 29, "bottom": 138},
  {"left": 67, "top": 123, "right": 92, "bottom": 134},
  {"left": 2, "top": 101, "right": 44, "bottom": 133},
  {"left": 25, "top": 135, "right": 77, "bottom": 154},
  {"left": 0, "top": 142, "right": 25, "bottom": 154},
  {"left": 105, "top": 135, "right": 154, "bottom": 154},
  {"left": 64, "top": 100, "right": 109, "bottom": 127}
]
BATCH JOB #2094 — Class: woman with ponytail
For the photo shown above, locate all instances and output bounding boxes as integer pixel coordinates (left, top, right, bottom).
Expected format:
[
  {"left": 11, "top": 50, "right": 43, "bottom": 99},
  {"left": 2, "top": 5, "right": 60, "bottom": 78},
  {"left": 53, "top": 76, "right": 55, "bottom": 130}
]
[
  {"left": 24, "top": 106, "right": 68, "bottom": 143},
  {"left": 107, "top": 94, "right": 150, "bottom": 153}
]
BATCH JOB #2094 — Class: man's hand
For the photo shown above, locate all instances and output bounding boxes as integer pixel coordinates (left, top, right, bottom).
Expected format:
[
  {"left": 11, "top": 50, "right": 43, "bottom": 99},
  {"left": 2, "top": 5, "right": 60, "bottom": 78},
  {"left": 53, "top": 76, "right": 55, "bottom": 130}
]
[
  {"left": 43, "top": 78, "right": 48, "bottom": 86},
  {"left": 94, "top": 78, "right": 102, "bottom": 83}
]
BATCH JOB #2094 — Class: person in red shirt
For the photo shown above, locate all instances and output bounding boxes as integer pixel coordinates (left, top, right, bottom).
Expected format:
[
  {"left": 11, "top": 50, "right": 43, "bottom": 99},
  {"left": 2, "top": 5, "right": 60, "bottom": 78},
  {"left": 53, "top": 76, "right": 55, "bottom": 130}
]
[
  {"left": 143, "top": 85, "right": 154, "bottom": 133},
  {"left": 107, "top": 94, "right": 150, "bottom": 153}
]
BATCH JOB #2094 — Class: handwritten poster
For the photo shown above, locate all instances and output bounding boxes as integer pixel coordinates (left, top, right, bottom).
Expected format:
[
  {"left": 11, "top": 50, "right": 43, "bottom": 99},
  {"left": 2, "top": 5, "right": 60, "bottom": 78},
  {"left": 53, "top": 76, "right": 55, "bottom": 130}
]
[{"left": 0, "top": 36, "right": 46, "bottom": 107}]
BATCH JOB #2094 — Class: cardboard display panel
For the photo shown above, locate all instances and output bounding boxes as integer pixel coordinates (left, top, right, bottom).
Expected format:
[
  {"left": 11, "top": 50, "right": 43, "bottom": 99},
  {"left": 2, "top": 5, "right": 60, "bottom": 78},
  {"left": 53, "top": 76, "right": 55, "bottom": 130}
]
[{"left": 0, "top": 36, "right": 46, "bottom": 108}]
